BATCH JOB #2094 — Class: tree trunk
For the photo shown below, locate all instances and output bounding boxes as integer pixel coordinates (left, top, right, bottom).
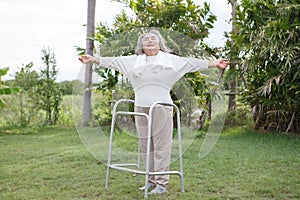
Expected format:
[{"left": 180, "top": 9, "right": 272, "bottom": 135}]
[
  {"left": 81, "top": 0, "right": 96, "bottom": 126},
  {"left": 228, "top": 0, "right": 237, "bottom": 112}
]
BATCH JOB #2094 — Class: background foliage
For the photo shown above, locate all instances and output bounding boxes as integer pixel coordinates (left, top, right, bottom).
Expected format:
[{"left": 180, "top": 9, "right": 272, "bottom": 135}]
[{"left": 230, "top": 0, "right": 300, "bottom": 133}]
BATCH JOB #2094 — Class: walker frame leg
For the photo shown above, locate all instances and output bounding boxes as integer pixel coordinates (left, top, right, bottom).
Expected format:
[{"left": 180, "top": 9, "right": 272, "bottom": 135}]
[{"left": 105, "top": 114, "right": 117, "bottom": 188}]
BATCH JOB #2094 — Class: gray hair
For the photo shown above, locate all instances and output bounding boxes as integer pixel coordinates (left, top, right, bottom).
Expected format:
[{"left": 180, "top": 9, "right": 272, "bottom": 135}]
[{"left": 135, "top": 29, "right": 171, "bottom": 55}]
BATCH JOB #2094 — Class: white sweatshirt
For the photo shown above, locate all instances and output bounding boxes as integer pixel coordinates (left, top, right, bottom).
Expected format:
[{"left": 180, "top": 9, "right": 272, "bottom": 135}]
[{"left": 97, "top": 51, "right": 209, "bottom": 107}]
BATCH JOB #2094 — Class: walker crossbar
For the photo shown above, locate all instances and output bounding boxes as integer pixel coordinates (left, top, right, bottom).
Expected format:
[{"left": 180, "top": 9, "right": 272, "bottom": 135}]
[
  {"left": 105, "top": 99, "right": 185, "bottom": 198},
  {"left": 110, "top": 164, "right": 183, "bottom": 176}
]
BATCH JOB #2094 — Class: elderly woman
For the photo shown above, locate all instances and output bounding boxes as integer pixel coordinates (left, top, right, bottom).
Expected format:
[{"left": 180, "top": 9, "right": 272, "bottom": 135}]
[{"left": 79, "top": 29, "right": 229, "bottom": 195}]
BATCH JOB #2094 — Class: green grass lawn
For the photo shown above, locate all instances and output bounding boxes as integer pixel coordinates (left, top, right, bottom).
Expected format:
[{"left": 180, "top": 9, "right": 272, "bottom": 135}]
[{"left": 1, "top": 126, "right": 300, "bottom": 200}]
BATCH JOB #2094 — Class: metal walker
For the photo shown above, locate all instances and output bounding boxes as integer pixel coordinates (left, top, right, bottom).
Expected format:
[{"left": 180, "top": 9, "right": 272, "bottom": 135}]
[{"left": 105, "top": 99, "right": 185, "bottom": 198}]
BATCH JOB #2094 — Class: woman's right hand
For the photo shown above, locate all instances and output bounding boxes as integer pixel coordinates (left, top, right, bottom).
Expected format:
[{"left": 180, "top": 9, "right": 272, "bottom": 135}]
[{"left": 78, "top": 55, "right": 99, "bottom": 64}]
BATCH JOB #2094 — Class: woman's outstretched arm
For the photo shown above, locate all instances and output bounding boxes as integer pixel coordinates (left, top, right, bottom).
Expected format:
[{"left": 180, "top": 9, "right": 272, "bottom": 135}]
[
  {"left": 78, "top": 54, "right": 99, "bottom": 64},
  {"left": 208, "top": 58, "right": 230, "bottom": 69}
]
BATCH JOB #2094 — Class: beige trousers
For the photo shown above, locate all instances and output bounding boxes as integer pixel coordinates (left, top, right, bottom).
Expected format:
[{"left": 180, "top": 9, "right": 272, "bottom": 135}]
[{"left": 134, "top": 105, "right": 173, "bottom": 188}]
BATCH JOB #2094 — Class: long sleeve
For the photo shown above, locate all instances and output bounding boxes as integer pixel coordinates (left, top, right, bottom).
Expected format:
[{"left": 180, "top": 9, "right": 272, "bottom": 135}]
[
  {"left": 95, "top": 55, "right": 137, "bottom": 76},
  {"left": 181, "top": 57, "right": 209, "bottom": 73},
  {"left": 167, "top": 53, "right": 209, "bottom": 76}
]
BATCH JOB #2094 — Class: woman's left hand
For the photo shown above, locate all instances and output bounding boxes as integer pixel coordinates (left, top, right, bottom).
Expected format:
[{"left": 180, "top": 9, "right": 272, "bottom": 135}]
[{"left": 216, "top": 58, "right": 230, "bottom": 69}]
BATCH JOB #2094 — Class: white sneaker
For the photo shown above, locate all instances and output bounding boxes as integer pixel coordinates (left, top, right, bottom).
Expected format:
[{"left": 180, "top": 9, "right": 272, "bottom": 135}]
[
  {"left": 139, "top": 183, "right": 155, "bottom": 191},
  {"left": 148, "top": 185, "right": 167, "bottom": 195}
]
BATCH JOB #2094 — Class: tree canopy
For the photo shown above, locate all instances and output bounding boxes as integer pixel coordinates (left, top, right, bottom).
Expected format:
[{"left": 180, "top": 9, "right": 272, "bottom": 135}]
[{"left": 230, "top": 0, "right": 300, "bottom": 132}]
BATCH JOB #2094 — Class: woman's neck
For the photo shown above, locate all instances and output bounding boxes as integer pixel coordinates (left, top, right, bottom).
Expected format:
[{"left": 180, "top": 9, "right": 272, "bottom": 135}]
[{"left": 144, "top": 49, "right": 159, "bottom": 56}]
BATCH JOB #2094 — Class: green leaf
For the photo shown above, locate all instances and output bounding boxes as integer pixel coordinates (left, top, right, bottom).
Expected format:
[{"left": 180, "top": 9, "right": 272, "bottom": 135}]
[
  {"left": 0, "top": 98, "right": 6, "bottom": 108},
  {"left": 0, "top": 87, "right": 19, "bottom": 95},
  {"left": 0, "top": 67, "right": 9, "bottom": 76}
]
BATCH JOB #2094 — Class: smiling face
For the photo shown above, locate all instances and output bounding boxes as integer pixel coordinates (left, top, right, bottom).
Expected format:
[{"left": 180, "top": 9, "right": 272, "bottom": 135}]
[{"left": 142, "top": 33, "right": 160, "bottom": 56}]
